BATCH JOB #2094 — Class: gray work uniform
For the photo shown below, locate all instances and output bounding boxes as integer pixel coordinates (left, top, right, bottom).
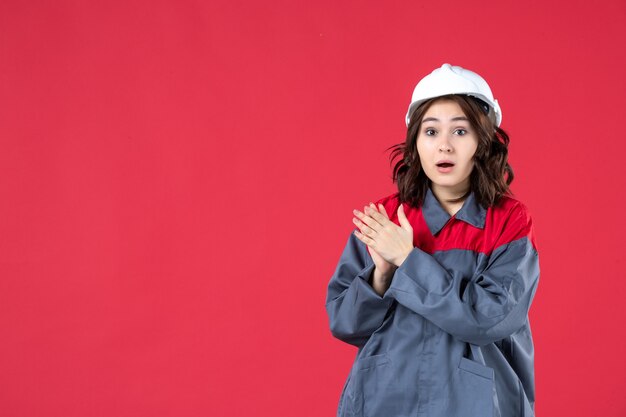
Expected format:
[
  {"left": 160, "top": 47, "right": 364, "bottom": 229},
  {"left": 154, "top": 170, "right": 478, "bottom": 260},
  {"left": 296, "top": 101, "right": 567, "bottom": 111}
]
[{"left": 326, "top": 188, "right": 539, "bottom": 417}]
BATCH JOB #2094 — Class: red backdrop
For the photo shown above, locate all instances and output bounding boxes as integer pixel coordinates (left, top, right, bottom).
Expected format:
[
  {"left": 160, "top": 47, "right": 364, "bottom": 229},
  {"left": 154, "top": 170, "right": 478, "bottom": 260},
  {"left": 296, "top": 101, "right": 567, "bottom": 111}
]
[{"left": 1, "top": 1, "right": 625, "bottom": 416}]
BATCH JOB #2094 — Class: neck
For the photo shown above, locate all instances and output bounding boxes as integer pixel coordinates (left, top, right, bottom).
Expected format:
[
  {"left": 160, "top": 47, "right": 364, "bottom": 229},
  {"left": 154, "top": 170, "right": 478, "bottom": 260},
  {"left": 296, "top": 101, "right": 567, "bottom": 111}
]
[{"left": 431, "top": 183, "right": 470, "bottom": 216}]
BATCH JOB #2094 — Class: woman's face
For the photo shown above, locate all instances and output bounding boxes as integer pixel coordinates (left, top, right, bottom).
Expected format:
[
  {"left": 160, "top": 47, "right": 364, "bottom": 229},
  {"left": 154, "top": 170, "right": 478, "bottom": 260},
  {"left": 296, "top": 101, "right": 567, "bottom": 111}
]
[{"left": 416, "top": 99, "right": 479, "bottom": 196}]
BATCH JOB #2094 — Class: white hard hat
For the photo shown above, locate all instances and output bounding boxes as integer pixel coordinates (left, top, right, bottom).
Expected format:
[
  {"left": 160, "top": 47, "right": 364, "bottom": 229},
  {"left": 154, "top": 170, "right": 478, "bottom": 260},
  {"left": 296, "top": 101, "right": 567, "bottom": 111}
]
[{"left": 405, "top": 63, "right": 502, "bottom": 127}]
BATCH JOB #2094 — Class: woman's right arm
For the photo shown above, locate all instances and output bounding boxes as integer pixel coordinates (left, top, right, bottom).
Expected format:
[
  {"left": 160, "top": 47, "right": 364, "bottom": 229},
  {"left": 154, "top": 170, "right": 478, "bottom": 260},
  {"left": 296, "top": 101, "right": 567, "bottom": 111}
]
[{"left": 325, "top": 231, "right": 396, "bottom": 348}]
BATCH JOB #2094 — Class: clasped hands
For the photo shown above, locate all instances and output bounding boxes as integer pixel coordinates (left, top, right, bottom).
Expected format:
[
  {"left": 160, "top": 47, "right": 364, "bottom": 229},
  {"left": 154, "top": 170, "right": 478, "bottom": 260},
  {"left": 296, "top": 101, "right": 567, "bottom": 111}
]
[{"left": 353, "top": 202, "right": 414, "bottom": 269}]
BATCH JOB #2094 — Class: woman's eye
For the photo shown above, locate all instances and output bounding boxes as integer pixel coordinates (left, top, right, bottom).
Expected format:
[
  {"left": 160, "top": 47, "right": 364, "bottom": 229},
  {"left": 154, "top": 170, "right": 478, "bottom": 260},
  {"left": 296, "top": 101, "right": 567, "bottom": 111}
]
[
  {"left": 425, "top": 128, "right": 436, "bottom": 136},
  {"left": 454, "top": 129, "right": 468, "bottom": 136}
]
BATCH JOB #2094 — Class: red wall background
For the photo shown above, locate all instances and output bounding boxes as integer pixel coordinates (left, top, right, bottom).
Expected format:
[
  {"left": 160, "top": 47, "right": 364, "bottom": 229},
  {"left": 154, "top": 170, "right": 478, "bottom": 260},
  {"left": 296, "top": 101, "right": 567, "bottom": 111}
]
[{"left": 1, "top": 1, "right": 625, "bottom": 416}]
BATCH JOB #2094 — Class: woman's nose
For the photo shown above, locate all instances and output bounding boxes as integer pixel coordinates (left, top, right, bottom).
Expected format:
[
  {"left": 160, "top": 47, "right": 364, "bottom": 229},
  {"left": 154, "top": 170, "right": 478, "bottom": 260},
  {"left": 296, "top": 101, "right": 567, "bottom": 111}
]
[{"left": 438, "top": 137, "right": 453, "bottom": 153}]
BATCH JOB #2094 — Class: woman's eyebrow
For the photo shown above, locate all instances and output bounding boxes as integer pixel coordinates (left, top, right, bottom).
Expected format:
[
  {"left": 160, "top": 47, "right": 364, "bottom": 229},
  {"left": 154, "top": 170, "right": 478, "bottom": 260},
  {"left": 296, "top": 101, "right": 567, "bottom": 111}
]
[{"left": 422, "top": 116, "right": 469, "bottom": 123}]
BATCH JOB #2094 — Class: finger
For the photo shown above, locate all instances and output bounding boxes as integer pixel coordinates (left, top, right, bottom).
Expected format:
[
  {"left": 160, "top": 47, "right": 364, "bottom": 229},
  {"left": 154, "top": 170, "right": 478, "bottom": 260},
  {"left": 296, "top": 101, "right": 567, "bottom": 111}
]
[
  {"left": 397, "top": 204, "right": 412, "bottom": 230},
  {"left": 354, "top": 208, "right": 382, "bottom": 231},
  {"left": 352, "top": 216, "right": 377, "bottom": 237},
  {"left": 377, "top": 203, "right": 389, "bottom": 218},
  {"left": 366, "top": 203, "right": 389, "bottom": 226},
  {"left": 353, "top": 229, "right": 375, "bottom": 247}
]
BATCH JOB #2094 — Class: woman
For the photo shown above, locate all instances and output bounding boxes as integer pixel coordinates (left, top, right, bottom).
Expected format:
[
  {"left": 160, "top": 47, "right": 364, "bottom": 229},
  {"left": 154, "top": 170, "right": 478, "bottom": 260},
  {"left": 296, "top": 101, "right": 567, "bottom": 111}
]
[{"left": 326, "top": 64, "right": 540, "bottom": 417}]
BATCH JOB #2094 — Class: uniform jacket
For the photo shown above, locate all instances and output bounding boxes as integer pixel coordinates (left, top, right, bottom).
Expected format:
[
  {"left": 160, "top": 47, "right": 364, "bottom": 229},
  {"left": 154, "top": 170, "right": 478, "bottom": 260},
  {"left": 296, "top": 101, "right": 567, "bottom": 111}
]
[{"left": 326, "top": 187, "right": 539, "bottom": 417}]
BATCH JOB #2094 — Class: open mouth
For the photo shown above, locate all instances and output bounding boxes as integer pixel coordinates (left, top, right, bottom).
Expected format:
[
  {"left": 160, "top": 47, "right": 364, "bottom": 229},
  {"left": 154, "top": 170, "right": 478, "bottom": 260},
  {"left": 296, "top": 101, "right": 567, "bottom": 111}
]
[{"left": 436, "top": 162, "right": 454, "bottom": 168}]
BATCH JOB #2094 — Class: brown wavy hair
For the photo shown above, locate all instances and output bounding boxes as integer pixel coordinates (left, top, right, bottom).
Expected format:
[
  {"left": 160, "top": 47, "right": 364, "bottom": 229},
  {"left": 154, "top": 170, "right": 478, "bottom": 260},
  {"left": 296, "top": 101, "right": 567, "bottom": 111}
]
[{"left": 387, "top": 94, "right": 514, "bottom": 208}]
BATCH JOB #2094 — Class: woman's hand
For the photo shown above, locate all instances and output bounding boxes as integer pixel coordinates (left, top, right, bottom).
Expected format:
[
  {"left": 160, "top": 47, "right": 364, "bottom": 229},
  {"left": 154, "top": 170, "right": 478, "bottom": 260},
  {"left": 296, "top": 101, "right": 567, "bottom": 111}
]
[
  {"left": 352, "top": 203, "right": 397, "bottom": 296},
  {"left": 353, "top": 202, "right": 414, "bottom": 268}
]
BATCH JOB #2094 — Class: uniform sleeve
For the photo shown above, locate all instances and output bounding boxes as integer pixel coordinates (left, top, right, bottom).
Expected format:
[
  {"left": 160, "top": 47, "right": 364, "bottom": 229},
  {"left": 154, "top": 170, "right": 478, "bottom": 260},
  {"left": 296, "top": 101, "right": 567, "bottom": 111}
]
[
  {"left": 384, "top": 206, "right": 540, "bottom": 346},
  {"left": 325, "top": 231, "right": 395, "bottom": 347}
]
